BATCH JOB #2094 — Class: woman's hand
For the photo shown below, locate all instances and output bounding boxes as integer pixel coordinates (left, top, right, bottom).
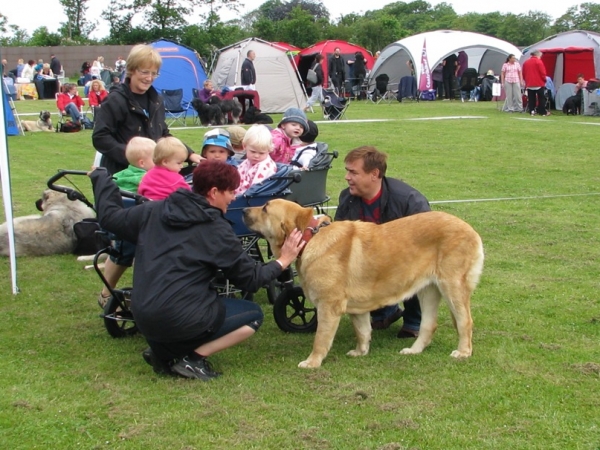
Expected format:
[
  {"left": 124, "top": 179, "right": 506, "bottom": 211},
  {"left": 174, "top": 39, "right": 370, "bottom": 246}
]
[{"left": 277, "top": 228, "right": 305, "bottom": 269}]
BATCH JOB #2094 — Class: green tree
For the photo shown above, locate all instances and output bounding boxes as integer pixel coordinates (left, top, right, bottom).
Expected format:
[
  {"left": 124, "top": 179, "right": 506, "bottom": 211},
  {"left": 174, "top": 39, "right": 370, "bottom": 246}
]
[
  {"left": 29, "top": 26, "right": 63, "bottom": 46},
  {"left": 257, "top": 0, "right": 328, "bottom": 22},
  {"left": 514, "top": 11, "right": 552, "bottom": 46},
  {"left": 278, "top": 6, "right": 322, "bottom": 48},
  {"left": 0, "top": 13, "right": 7, "bottom": 34},
  {"left": 59, "top": 0, "right": 97, "bottom": 41},
  {"left": 355, "top": 15, "right": 404, "bottom": 53},
  {"left": 554, "top": 2, "right": 600, "bottom": 33}
]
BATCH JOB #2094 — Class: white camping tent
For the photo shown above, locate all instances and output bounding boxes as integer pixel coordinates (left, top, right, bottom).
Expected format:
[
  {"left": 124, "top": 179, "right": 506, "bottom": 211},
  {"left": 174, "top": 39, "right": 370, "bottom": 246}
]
[
  {"left": 211, "top": 38, "right": 307, "bottom": 113},
  {"left": 369, "top": 30, "right": 522, "bottom": 90}
]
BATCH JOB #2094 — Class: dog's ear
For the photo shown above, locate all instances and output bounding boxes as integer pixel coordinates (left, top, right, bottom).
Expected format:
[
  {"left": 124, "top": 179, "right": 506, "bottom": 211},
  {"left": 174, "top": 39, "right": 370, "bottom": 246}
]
[{"left": 280, "top": 205, "right": 313, "bottom": 236}]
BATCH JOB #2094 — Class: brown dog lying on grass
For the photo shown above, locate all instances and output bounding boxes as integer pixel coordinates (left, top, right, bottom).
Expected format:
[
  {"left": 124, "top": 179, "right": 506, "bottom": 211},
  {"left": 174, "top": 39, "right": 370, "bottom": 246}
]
[{"left": 243, "top": 199, "right": 484, "bottom": 368}]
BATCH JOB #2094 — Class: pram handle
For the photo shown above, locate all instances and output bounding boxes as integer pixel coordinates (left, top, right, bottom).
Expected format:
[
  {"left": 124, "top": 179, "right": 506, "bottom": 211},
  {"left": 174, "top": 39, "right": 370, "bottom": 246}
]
[
  {"left": 47, "top": 169, "right": 148, "bottom": 210},
  {"left": 47, "top": 169, "right": 95, "bottom": 208}
]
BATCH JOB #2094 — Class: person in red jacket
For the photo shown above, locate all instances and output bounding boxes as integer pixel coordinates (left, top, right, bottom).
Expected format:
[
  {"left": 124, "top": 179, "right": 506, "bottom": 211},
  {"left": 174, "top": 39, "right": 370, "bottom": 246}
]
[
  {"left": 57, "top": 83, "right": 86, "bottom": 124},
  {"left": 88, "top": 79, "right": 108, "bottom": 116},
  {"left": 522, "top": 50, "right": 549, "bottom": 116}
]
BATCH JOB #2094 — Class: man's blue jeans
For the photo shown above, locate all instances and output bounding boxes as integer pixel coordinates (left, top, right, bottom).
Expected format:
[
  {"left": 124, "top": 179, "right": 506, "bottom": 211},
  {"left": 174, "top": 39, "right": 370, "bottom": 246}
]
[{"left": 64, "top": 102, "right": 82, "bottom": 123}]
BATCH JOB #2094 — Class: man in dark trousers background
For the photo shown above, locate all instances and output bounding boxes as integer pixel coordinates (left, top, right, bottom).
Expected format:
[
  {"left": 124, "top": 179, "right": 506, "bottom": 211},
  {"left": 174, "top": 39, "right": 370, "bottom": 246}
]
[
  {"left": 241, "top": 50, "right": 257, "bottom": 90},
  {"left": 50, "top": 54, "right": 62, "bottom": 78},
  {"left": 442, "top": 53, "right": 458, "bottom": 100},
  {"left": 328, "top": 47, "right": 345, "bottom": 93}
]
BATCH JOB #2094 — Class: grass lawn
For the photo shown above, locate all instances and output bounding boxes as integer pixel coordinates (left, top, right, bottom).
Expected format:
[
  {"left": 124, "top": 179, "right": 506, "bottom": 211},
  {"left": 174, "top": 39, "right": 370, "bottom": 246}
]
[{"left": 1, "top": 97, "right": 600, "bottom": 449}]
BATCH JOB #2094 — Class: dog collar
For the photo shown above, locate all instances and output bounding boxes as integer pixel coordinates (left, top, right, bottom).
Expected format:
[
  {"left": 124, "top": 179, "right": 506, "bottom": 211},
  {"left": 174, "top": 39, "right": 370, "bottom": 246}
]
[{"left": 301, "top": 216, "right": 331, "bottom": 245}]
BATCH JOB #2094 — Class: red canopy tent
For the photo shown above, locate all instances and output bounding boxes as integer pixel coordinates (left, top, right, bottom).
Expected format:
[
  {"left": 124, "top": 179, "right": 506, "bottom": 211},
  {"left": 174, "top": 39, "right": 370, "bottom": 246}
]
[
  {"left": 539, "top": 47, "right": 595, "bottom": 84},
  {"left": 520, "top": 31, "right": 600, "bottom": 89},
  {"left": 297, "top": 40, "right": 374, "bottom": 90}
]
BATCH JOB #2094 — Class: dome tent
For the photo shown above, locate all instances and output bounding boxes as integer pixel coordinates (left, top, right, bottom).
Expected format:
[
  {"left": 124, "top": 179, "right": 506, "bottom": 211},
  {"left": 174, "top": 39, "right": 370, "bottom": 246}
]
[
  {"left": 297, "top": 40, "right": 374, "bottom": 90},
  {"left": 211, "top": 37, "right": 307, "bottom": 113},
  {"left": 150, "top": 39, "right": 208, "bottom": 116},
  {"left": 368, "top": 30, "right": 522, "bottom": 93},
  {"left": 520, "top": 30, "right": 600, "bottom": 90}
]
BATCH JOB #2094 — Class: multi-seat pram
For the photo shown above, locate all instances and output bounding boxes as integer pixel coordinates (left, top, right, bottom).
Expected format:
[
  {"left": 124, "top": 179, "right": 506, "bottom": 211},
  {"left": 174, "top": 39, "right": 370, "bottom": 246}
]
[{"left": 47, "top": 145, "right": 337, "bottom": 337}]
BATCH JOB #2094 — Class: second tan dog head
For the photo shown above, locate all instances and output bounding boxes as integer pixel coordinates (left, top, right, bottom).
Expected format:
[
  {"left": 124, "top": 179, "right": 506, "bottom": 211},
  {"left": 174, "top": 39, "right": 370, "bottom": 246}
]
[{"left": 243, "top": 199, "right": 314, "bottom": 255}]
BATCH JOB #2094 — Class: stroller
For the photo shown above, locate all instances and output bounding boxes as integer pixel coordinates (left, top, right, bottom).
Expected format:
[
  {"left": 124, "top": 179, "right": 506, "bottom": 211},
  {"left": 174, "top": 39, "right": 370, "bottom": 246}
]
[
  {"left": 46, "top": 148, "right": 338, "bottom": 337},
  {"left": 321, "top": 88, "right": 348, "bottom": 120}
]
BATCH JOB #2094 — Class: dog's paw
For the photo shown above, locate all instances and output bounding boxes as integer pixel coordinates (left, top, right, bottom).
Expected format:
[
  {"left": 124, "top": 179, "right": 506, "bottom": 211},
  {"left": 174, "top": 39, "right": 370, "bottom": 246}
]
[
  {"left": 298, "top": 359, "right": 321, "bottom": 369},
  {"left": 399, "top": 347, "right": 421, "bottom": 355},
  {"left": 450, "top": 349, "right": 471, "bottom": 359},
  {"left": 346, "top": 349, "right": 368, "bottom": 357}
]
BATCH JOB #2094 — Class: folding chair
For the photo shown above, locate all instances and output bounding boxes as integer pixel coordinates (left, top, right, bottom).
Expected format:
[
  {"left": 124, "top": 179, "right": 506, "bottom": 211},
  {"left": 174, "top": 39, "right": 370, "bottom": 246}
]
[
  {"left": 321, "top": 88, "right": 349, "bottom": 120},
  {"left": 162, "top": 88, "right": 187, "bottom": 127},
  {"left": 458, "top": 68, "right": 479, "bottom": 102},
  {"left": 190, "top": 88, "right": 201, "bottom": 125},
  {"left": 369, "top": 74, "right": 396, "bottom": 103}
]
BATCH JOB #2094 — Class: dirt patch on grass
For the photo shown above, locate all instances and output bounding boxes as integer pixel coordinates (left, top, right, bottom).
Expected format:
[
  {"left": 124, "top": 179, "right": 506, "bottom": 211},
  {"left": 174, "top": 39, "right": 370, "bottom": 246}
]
[{"left": 572, "top": 362, "right": 600, "bottom": 376}]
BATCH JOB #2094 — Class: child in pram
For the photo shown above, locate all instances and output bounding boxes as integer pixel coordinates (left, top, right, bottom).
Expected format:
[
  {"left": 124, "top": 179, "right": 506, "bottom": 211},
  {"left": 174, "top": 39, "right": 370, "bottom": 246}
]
[
  {"left": 235, "top": 125, "right": 277, "bottom": 195},
  {"left": 98, "top": 137, "right": 155, "bottom": 307},
  {"left": 90, "top": 161, "right": 305, "bottom": 380}
]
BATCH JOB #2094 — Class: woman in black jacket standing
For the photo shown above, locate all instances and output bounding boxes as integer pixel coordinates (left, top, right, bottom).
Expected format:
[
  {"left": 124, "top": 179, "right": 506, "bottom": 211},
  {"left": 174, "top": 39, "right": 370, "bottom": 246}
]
[{"left": 92, "top": 44, "right": 201, "bottom": 175}]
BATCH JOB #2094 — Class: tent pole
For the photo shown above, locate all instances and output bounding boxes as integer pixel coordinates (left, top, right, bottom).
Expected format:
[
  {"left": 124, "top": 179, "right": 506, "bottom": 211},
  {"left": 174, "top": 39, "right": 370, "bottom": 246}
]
[{"left": 0, "top": 53, "right": 20, "bottom": 294}]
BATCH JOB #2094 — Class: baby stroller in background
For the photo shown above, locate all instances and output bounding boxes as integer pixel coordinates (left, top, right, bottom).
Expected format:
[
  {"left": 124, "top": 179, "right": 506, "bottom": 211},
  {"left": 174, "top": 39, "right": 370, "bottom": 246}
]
[{"left": 321, "top": 88, "right": 349, "bottom": 120}]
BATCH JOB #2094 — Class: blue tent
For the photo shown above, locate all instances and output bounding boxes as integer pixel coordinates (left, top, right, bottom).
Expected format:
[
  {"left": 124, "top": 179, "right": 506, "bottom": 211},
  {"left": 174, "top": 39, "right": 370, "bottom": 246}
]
[
  {"left": 2, "top": 90, "right": 19, "bottom": 136},
  {"left": 150, "top": 39, "right": 207, "bottom": 114}
]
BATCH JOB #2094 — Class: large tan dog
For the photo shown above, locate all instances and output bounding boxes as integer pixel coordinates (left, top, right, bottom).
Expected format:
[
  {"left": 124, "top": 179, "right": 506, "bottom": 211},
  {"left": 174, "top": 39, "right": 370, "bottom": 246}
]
[
  {"left": 0, "top": 190, "right": 96, "bottom": 257},
  {"left": 21, "top": 111, "right": 54, "bottom": 132},
  {"left": 244, "top": 199, "right": 484, "bottom": 368}
]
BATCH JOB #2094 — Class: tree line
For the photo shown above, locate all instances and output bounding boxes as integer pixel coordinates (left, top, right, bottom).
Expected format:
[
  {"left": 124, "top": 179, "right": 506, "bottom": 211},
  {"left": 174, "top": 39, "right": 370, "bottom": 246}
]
[{"left": 2, "top": 0, "right": 600, "bottom": 56}]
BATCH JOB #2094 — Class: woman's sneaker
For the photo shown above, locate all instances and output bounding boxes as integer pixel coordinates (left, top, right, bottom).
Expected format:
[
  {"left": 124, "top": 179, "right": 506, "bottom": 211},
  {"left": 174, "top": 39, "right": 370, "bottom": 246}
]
[
  {"left": 171, "top": 354, "right": 221, "bottom": 381},
  {"left": 142, "top": 348, "right": 175, "bottom": 376}
]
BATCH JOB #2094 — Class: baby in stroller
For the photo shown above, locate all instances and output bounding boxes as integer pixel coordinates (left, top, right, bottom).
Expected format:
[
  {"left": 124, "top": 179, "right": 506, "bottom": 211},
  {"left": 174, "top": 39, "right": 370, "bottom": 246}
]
[
  {"left": 138, "top": 137, "right": 191, "bottom": 200},
  {"left": 235, "top": 125, "right": 277, "bottom": 195},
  {"left": 98, "top": 137, "right": 156, "bottom": 307}
]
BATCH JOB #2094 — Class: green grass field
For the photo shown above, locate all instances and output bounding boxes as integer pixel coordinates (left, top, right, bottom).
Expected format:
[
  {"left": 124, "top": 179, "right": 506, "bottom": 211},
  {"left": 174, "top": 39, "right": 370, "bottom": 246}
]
[{"left": 1, "top": 97, "right": 600, "bottom": 449}]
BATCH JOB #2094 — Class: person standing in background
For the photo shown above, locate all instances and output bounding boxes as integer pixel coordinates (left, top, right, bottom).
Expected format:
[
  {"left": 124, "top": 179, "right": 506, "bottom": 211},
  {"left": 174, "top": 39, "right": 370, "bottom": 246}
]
[
  {"left": 328, "top": 47, "right": 345, "bottom": 93},
  {"left": 523, "top": 50, "right": 549, "bottom": 116},
  {"left": 50, "top": 54, "right": 62, "bottom": 78},
  {"left": 305, "top": 54, "right": 324, "bottom": 112},
  {"left": 442, "top": 53, "right": 458, "bottom": 100},
  {"left": 241, "top": 50, "right": 257, "bottom": 90},
  {"left": 500, "top": 54, "right": 524, "bottom": 113}
]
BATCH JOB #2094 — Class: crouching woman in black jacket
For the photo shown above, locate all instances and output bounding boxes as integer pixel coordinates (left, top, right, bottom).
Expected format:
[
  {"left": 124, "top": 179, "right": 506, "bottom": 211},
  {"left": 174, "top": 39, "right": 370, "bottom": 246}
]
[{"left": 90, "top": 161, "right": 305, "bottom": 380}]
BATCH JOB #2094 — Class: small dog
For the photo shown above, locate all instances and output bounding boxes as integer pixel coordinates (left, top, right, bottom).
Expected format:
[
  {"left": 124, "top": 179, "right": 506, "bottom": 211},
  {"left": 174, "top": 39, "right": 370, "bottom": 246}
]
[
  {"left": 208, "top": 96, "right": 243, "bottom": 124},
  {"left": 244, "top": 199, "right": 484, "bottom": 368},
  {"left": 0, "top": 190, "right": 96, "bottom": 257},
  {"left": 21, "top": 111, "right": 54, "bottom": 132},
  {"left": 191, "top": 98, "right": 225, "bottom": 126},
  {"left": 243, "top": 105, "right": 273, "bottom": 124}
]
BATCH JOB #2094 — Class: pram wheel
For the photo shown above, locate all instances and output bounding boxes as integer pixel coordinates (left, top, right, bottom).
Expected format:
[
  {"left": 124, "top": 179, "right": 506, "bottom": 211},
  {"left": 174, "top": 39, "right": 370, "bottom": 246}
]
[
  {"left": 273, "top": 286, "right": 317, "bottom": 333},
  {"left": 103, "top": 289, "right": 138, "bottom": 338}
]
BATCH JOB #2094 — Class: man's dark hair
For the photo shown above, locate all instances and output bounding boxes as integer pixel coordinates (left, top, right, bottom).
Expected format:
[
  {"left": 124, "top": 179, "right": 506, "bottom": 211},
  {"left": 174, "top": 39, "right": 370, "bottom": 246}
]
[
  {"left": 192, "top": 161, "right": 240, "bottom": 196},
  {"left": 345, "top": 146, "right": 387, "bottom": 178}
]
